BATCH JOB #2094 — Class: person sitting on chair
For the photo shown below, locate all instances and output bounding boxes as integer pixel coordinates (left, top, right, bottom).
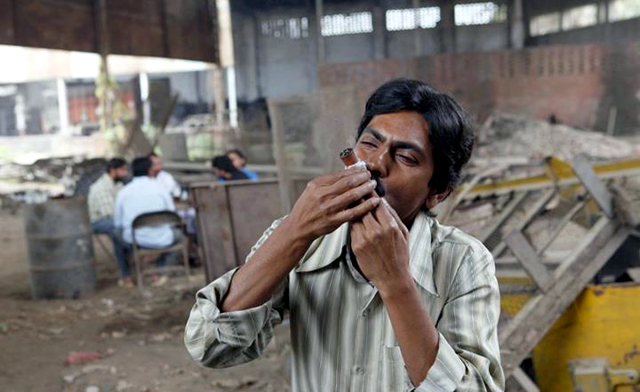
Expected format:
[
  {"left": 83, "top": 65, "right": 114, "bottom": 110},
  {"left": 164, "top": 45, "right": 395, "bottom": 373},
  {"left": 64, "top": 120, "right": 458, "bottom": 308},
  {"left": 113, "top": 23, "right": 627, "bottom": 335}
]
[
  {"left": 212, "top": 155, "right": 249, "bottom": 182},
  {"left": 115, "top": 157, "right": 177, "bottom": 286},
  {"left": 149, "top": 152, "right": 182, "bottom": 200},
  {"left": 226, "top": 149, "right": 258, "bottom": 180},
  {"left": 87, "top": 158, "right": 130, "bottom": 286}
]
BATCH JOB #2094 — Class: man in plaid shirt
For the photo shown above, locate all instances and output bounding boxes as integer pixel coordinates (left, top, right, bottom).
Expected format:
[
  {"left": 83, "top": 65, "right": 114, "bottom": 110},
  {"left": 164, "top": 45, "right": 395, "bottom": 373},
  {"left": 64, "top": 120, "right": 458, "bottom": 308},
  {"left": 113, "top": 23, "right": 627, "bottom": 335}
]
[{"left": 88, "top": 158, "right": 130, "bottom": 285}]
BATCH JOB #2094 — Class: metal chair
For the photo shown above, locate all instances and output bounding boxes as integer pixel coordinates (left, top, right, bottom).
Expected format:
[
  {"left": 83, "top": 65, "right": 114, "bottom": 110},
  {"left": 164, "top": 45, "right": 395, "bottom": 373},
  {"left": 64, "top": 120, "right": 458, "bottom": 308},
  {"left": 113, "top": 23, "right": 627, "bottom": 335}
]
[{"left": 131, "top": 210, "right": 191, "bottom": 290}]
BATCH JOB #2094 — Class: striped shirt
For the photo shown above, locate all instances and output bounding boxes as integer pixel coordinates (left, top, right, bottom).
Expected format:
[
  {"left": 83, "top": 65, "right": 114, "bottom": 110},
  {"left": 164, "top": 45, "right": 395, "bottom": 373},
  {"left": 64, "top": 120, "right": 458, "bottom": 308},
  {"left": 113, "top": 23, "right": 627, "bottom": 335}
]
[
  {"left": 185, "top": 212, "right": 504, "bottom": 392},
  {"left": 87, "top": 173, "right": 121, "bottom": 222}
]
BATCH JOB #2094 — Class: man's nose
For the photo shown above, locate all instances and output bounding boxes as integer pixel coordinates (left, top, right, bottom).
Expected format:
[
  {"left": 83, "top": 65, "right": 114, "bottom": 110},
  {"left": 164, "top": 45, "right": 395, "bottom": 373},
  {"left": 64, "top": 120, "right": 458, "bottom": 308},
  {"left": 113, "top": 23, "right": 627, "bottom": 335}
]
[{"left": 363, "top": 148, "right": 389, "bottom": 177}]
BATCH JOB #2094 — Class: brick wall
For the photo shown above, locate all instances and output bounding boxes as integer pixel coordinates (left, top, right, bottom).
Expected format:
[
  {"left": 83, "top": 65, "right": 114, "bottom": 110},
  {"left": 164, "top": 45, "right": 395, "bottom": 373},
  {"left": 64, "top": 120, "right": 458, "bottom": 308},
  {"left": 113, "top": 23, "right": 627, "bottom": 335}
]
[{"left": 318, "top": 42, "right": 640, "bottom": 135}]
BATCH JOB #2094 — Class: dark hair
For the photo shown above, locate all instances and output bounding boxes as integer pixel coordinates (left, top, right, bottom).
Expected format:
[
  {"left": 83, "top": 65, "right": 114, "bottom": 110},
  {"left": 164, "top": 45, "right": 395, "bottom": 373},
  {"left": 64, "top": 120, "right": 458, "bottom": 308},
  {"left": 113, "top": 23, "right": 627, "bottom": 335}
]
[
  {"left": 106, "top": 158, "right": 127, "bottom": 173},
  {"left": 132, "top": 157, "right": 153, "bottom": 177},
  {"left": 226, "top": 149, "right": 246, "bottom": 160},
  {"left": 357, "top": 78, "right": 474, "bottom": 194},
  {"left": 212, "top": 155, "right": 238, "bottom": 173}
]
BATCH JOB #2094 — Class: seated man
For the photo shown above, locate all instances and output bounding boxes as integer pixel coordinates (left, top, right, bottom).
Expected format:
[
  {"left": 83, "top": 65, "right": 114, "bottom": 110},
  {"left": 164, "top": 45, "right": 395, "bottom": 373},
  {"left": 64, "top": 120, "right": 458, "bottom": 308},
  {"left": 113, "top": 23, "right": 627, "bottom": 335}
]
[
  {"left": 149, "top": 152, "right": 182, "bottom": 200},
  {"left": 87, "top": 158, "right": 130, "bottom": 285},
  {"left": 115, "top": 157, "right": 177, "bottom": 284},
  {"left": 185, "top": 79, "right": 504, "bottom": 392},
  {"left": 212, "top": 155, "right": 249, "bottom": 181},
  {"left": 226, "top": 149, "right": 258, "bottom": 180}
]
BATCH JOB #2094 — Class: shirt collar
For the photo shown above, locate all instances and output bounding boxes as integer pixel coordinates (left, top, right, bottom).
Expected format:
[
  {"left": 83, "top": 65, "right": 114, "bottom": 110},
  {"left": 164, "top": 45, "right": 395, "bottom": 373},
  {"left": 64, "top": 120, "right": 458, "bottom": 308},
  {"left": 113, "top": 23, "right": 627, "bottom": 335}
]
[{"left": 295, "top": 212, "right": 439, "bottom": 297}]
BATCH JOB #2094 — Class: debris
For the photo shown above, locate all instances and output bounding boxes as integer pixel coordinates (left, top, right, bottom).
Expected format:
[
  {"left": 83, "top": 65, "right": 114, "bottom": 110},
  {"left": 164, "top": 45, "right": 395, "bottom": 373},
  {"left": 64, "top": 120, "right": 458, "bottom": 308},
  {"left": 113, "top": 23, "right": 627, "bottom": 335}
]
[
  {"left": 211, "top": 379, "right": 241, "bottom": 389},
  {"left": 48, "top": 327, "right": 65, "bottom": 336},
  {"left": 85, "top": 386, "right": 100, "bottom": 392},
  {"left": 476, "top": 112, "right": 634, "bottom": 162},
  {"left": 116, "top": 380, "right": 132, "bottom": 392},
  {"left": 150, "top": 332, "right": 172, "bottom": 343},
  {"left": 62, "top": 374, "right": 79, "bottom": 384},
  {"left": 82, "top": 364, "right": 111, "bottom": 374},
  {"left": 210, "top": 376, "right": 260, "bottom": 389},
  {"left": 111, "top": 331, "right": 126, "bottom": 339},
  {"left": 65, "top": 352, "right": 101, "bottom": 366},
  {"left": 100, "top": 298, "right": 115, "bottom": 308}
]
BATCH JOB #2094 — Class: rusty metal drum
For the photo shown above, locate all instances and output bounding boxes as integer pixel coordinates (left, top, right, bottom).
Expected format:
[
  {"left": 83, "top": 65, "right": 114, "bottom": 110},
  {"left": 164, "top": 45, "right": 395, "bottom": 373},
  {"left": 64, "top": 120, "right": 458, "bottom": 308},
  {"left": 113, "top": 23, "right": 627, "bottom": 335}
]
[{"left": 24, "top": 197, "right": 96, "bottom": 299}]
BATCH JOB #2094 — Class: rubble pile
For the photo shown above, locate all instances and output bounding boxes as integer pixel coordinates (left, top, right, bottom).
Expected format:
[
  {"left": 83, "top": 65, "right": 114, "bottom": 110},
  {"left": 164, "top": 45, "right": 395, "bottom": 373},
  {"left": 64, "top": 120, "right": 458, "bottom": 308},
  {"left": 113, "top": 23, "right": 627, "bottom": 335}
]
[
  {"left": 0, "top": 157, "right": 106, "bottom": 209},
  {"left": 475, "top": 112, "right": 636, "bottom": 162}
]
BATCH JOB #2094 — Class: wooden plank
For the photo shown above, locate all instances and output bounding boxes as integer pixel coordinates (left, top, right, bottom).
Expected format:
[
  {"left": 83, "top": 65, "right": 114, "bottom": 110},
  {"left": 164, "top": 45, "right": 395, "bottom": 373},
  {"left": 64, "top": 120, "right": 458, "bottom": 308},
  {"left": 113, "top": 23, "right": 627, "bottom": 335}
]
[
  {"left": 499, "top": 218, "right": 626, "bottom": 378},
  {"left": 465, "top": 157, "right": 640, "bottom": 200},
  {"left": 0, "top": 0, "right": 15, "bottom": 44},
  {"left": 512, "top": 368, "right": 541, "bottom": 392},
  {"left": 227, "top": 181, "right": 283, "bottom": 262},
  {"left": 165, "top": 0, "right": 218, "bottom": 63},
  {"left": 478, "top": 191, "right": 529, "bottom": 248},
  {"left": 193, "top": 185, "right": 237, "bottom": 283},
  {"left": 0, "top": 0, "right": 217, "bottom": 62},
  {"left": 572, "top": 156, "right": 614, "bottom": 218},
  {"left": 504, "top": 231, "right": 553, "bottom": 292},
  {"left": 491, "top": 188, "right": 556, "bottom": 257},
  {"left": 13, "top": 0, "right": 96, "bottom": 52},
  {"left": 193, "top": 180, "right": 285, "bottom": 283}
]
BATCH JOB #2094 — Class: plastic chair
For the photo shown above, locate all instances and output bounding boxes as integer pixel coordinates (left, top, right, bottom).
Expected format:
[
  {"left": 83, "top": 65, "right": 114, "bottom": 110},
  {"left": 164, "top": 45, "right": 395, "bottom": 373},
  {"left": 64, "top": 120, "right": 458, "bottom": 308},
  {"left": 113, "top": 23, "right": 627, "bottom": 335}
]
[{"left": 131, "top": 210, "right": 190, "bottom": 290}]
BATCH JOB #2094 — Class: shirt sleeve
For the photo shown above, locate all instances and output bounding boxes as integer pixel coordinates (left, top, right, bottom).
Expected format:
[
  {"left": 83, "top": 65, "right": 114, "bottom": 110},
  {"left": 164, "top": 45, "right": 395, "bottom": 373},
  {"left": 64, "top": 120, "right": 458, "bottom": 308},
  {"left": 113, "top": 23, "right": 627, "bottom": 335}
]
[
  {"left": 184, "top": 218, "right": 287, "bottom": 368},
  {"left": 416, "top": 247, "right": 505, "bottom": 392}
]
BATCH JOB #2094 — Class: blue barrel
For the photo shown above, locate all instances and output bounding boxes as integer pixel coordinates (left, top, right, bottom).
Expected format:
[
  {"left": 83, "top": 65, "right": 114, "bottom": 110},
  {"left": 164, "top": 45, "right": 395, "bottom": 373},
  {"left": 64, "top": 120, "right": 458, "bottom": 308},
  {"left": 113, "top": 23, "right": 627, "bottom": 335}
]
[{"left": 24, "top": 197, "right": 96, "bottom": 299}]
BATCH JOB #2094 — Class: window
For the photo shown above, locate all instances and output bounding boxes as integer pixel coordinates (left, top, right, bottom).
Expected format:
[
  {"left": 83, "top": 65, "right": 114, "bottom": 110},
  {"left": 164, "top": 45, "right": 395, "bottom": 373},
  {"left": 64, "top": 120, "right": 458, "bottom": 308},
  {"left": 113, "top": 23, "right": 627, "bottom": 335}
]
[
  {"left": 321, "top": 12, "right": 373, "bottom": 36},
  {"left": 454, "top": 2, "right": 507, "bottom": 26},
  {"left": 530, "top": 12, "right": 561, "bottom": 36},
  {"left": 386, "top": 7, "right": 441, "bottom": 31},
  {"left": 609, "top": 0, "right": 640, "bottom": 21},
  {"left": 261, "top": 17, "right": 309, "bottom": 39},
  {"left": 562, "top": 4, "right": 597, "bottom": 30}
]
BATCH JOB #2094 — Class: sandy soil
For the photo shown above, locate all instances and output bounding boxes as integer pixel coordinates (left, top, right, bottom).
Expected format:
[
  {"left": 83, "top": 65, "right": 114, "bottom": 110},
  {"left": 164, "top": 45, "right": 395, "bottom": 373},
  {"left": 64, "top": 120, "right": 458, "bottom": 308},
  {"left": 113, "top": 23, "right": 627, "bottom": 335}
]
[{"left": 0, "top": 209, "right": 291, "bottom": 392}]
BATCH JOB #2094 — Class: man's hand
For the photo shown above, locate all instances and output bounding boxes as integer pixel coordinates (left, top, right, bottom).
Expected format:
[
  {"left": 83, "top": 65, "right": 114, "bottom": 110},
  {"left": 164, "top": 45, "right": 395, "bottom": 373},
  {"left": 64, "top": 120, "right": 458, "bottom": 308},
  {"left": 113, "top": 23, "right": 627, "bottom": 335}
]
[
  {"left": 288, "top": 166, "right": 381, "bottom": 242},
  {"left": 350, "top": 199, "right": 412, "bottom": 294}
]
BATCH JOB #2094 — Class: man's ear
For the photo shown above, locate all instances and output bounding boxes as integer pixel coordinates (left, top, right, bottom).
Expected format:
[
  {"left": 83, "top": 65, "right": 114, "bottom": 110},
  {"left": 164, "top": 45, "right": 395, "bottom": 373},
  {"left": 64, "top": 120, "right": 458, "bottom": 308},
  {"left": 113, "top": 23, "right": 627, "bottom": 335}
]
[{"left": 424, "top": 186, "right": 453, "bottom": 210}]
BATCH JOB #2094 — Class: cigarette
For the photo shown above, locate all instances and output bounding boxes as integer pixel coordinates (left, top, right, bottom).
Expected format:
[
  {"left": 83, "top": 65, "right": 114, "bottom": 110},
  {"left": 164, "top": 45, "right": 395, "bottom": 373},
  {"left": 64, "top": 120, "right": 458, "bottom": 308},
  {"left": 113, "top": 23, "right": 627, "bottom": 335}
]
[{"left": 340, "top": 148, "right": 358, "bottom": 167}]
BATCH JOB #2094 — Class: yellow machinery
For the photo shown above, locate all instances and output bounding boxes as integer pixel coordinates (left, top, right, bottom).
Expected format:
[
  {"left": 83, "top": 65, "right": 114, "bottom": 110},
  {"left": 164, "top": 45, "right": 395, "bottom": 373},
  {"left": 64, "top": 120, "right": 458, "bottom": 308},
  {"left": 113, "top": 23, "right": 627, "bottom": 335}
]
[{"left": 532, "top": 284, "right": 640, "bottom": 392}]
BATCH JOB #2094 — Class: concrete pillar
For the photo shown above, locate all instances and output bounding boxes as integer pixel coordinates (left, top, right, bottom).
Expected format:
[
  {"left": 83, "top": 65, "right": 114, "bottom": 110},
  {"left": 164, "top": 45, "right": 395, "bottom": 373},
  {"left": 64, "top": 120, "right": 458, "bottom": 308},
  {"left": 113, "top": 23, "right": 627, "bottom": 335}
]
[
  {"left": 315, "top": 0, "right": 325, "bottom": 65},
  {"left": 217, "top": 0, "right": 238, "bottom": 128},
  {"left": 139, "top": 73, "right": 151, "bottom": 127},
  {"left": 14, "top": 93, "right": 26, "bottom": 136},
  {"left": 413, "top": 0, "right": 422, "bottom": 56},
  {"left": 438, "top": 1, "right": 456, "bottom": 53},
  {"left": 372, "top": 2, "right": 387, "bottom": 60},
  {"left": 509, "top": 0, "right": 525, "bottom": 49},
  {"left": 56, "top": 79, "right": 69, "bottom": 135}
]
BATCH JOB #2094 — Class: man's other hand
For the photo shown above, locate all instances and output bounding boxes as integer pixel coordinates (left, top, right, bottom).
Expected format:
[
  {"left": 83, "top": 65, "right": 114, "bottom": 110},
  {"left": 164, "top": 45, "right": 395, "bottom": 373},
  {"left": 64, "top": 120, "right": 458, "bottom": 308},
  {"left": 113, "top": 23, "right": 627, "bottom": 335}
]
[
  {"left": 350, "top": 199, "right": 412, "bottom": 294},
  {"left": 287, "top": 166, "right": 381, "bottom": 242}
]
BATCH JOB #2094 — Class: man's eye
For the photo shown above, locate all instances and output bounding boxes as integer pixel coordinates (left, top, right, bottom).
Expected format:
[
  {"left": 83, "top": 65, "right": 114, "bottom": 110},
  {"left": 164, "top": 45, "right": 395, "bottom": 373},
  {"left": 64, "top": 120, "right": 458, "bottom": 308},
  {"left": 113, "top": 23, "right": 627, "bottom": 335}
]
[
  {"left": 361, "top": 141, "right": 377, "bottom": 147},
  {"left": 397, "top": 155, "right": 417, "bottom": 165}
]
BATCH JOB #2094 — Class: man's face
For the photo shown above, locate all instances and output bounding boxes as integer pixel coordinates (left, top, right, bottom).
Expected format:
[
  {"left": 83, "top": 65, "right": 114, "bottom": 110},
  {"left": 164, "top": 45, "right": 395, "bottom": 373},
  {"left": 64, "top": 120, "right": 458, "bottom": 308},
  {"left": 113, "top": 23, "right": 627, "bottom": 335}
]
[
  {"left": 113, "top": 166, "right": 129, "bottom": 182},
  {"left": 228, "top": 152, "right": 245, "bottom": 171},
  {"left": 150, "top": 156, "right": 162, "bottom": 176},
  {"left": 354, "top": 111, "right": 438, "bottom": 226}
]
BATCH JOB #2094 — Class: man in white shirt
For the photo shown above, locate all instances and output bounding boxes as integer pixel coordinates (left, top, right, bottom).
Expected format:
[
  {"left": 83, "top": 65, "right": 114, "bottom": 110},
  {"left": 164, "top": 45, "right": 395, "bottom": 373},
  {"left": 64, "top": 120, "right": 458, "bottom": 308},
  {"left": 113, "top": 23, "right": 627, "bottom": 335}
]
[
  {"left": 114, "top": 157, "right": 177, "bottom": 280},
  {"left": 149, "top": 152, "right": 181, "bottom": 199}
]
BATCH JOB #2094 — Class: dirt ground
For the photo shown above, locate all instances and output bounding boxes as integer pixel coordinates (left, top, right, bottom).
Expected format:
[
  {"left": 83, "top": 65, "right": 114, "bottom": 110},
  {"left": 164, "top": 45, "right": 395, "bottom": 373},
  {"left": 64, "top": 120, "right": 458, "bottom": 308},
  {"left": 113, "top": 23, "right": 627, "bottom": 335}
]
[{"left": 0, "top": 209, "right": 292, "bottom": 392}]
